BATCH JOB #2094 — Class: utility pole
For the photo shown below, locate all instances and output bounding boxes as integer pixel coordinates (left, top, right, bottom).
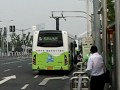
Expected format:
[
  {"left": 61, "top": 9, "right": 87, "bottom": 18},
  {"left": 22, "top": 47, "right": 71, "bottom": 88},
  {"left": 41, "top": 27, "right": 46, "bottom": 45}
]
[
  {"left": 101, "top": 0, "right": 107, "bottom": 66},
  {"left": 86, "top": 0, "right": 90, "bottom": 36},
  {"left": 93, "top": 0, "right": 101, "bottom": 53},
  {"left": 56, "top": 17, "right": 60, "bottom": 30},
  {"left": 21, "top": 30, "right": 24, "bottom": 55},
  {"left": 101, "top": 1, "right": 108, "bottom": 90},
  {"left": 51, "top": 17, "right": 60, "bottom": 30},
  {"left": 5, "top": 27, "right": 8, "bottom": 56},
  {"left": 0, "top": 28, "right": 2, "bottom": 56},
  {"left": 50, "top": 11, "right": 65, "bottom": 31},
  {"left": 115, "top": 0, "right": 120, "bottom": 89}
]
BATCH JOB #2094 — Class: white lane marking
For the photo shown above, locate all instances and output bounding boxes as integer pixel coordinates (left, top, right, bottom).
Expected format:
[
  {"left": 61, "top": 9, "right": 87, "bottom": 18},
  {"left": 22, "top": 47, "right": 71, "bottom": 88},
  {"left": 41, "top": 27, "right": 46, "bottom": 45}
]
[
  {"left": 21, "top": 84, "right": 29, "bottom": 89},
  {"left": 39, "top": 76, "right": 69, "bottom": 85},
  {"left": 18, "top": 66, "right": 22, "bottom": 68},
  {"left": 34, "top": 75, "right": 39, "bottom": 79},
  {"left": 0, "top": 75, "right": 16, "bottom": 85},
  {"left": 3, "top": 69, "right": 11, "bottom": 72},
  {"left": 39, "top": 78, "right": 49, "bottom": 85},
  {"left": 1, "top": 60, "right": 29, "bottom": 65}
]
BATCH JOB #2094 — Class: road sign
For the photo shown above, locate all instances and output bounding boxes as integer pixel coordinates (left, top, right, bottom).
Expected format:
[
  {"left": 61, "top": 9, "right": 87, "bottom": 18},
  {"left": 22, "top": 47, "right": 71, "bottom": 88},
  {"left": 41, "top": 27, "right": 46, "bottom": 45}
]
[{"left": 82, "top": 37, "right": 93, "bottom": 59}]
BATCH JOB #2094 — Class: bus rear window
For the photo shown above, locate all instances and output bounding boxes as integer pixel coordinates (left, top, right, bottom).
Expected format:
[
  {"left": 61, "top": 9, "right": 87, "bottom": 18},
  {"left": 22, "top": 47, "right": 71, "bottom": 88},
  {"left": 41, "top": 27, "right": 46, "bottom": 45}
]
[{"left": 37, "top": 32, "right": 63, "bottom": 47}]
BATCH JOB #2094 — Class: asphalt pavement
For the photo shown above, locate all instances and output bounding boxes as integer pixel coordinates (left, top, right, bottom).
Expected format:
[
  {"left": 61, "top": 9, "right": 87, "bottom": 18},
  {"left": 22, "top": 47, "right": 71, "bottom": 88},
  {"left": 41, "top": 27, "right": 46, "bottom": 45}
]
[{"left": 0, "top": 57, "right": 74, "bottom": 90}]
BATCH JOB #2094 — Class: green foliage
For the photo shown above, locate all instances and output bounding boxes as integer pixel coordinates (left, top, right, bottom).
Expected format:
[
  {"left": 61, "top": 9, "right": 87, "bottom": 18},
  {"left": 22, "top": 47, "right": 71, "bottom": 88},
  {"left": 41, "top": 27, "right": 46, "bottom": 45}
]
[
  {"left": 9, "top": 32, "right": 33, "bottom": 52},
  {"left": 3, "top": 27, "right": 7, "bottom": 38},
  {"left": 107, "top": 0, "right": 115, "bottom": 24}
]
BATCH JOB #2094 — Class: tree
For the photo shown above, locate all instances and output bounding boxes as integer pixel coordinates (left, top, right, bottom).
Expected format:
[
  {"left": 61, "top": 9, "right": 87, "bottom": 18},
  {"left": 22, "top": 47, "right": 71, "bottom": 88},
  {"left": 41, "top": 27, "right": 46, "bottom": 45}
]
[
  {"left": 22, "top": 32, "right": 33, "bottom": 53},
  {"left": 107, "top": 0, "right": 115, "bottom": 24},
  {"left": 2, "top": 27, "right": 7, "bottom": 52},
  {"left": 9, "top": 32, "right": 33, "bottom": 52},
  {"left": 9, "top": 33, "right": 22, "bottom": 52}
]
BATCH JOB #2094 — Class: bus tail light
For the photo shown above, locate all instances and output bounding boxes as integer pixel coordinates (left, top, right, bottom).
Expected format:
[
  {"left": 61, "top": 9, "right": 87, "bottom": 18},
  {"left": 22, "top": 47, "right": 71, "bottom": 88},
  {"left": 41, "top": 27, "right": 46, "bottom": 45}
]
[
  {"left": 64, "top": 55, "right": 68, "bottom": 65},
  {"left": 33, "top": 55, "right": 36, "bottom": 65}
]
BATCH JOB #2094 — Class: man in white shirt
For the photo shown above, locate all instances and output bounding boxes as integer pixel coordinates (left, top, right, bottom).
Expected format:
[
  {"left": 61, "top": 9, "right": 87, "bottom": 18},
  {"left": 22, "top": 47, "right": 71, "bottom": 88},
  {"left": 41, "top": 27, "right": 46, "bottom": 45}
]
[{"left": 85, "top": 46, "right": 105, "bottom": 90}]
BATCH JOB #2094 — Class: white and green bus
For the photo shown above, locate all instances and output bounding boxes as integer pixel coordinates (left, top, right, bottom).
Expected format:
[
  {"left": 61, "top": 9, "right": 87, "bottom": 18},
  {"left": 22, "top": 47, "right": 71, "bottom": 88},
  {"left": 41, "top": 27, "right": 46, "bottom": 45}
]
[{"left": 32, "top": 30, "right": 77, "bottom": 71}]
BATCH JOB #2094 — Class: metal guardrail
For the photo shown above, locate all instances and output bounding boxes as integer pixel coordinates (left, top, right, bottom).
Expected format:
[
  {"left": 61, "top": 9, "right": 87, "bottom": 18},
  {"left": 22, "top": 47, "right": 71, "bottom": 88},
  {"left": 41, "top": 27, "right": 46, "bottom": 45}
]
[
  {"left": 70, "top": 76, "right": 90, "bottom": 90},
  {"left": 71, "top": 62, "right": 90, "bottom": 90},
  {"left": 77, "top": 77, "right": 82, "bottom": 90},
  {"left": 72, "top": 72, "right": 88, "bottom": 77},
  {"left": 81, "top": 77, "right": 90, "bottom": 89},
  {"left": 76, "top": 62, "right": 83, "bottom": 71},
  {"left": 0, "top": 52, "right": 31, "bottom": 57},
  {"left": 70, "top": 76, "right": 80, "bottom": 90},
  {"left": 76, "top": 62, "right": 87, "bottom": 71},
  {"left": 9, "top": 52, "right": 31, "bottom": 57}
]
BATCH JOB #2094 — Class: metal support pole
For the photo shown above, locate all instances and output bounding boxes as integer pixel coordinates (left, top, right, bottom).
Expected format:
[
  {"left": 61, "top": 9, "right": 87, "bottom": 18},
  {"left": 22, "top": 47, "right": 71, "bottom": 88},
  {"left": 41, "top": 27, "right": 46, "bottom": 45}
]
[
  {"left": 115, "top": 0, "right": 120, "bottom": 89},
  {"left": 93, "top": 0, "right": 101, "bottom": 53},
  {"left": 101, "top": 0, "right": 107, "bottom": 65},
  {"left": 56, "top": 17, "right": 59, "bottom": 30},
  {"left": 3, "top": 33, "right": 5, "bottom": 56},
  {"left": 6, "top": 28, "right": 8, "bottom": 56},
  {"left": 86, "top": 0, "right": 90, "bottom": 37},
  {"left": 101, "top": 0, "right": 108, "bottom": 90},
  {"left": 91, "top": 14, "right": 95, "bottom": 39},
  {"left": 0, "top": 28, "right": 2, "bottom": 56},
  {"left": 22, "top": 30, "right": 24, "bottom": 56}
]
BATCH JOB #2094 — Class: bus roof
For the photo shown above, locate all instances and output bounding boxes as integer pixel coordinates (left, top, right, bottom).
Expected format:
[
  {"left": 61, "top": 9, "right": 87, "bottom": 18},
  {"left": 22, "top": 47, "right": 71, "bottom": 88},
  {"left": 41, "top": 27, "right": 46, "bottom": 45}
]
[{"left": 39, "top": 30, "right": 62, "bottom": 33}]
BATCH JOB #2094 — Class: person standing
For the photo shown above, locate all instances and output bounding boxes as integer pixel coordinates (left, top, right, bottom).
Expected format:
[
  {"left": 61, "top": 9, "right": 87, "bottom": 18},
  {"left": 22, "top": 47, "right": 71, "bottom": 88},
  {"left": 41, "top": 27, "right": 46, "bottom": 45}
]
[
  {"left": 85, "top": 46, "right": 105, "bottom": 90},
  {"left": 74, "top": 51, "right": 82, "bottom": 64}
]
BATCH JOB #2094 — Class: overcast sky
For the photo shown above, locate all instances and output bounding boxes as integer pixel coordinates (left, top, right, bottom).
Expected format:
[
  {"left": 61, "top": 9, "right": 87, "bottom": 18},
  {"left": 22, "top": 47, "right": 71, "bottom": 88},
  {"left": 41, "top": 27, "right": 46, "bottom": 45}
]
[{"left": 0, "top": 0, "right": 93, "bottom": 36}]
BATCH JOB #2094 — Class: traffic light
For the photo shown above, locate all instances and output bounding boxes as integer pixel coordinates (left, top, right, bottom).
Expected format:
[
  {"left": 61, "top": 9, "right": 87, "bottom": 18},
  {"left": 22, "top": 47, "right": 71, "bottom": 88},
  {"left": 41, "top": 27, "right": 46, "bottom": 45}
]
[
  {"left": 9, "top": 26, "right": 12, "bottom": 32},
  {"left": 12, "top": 25, "right": 15, "bottom": 32},
  {"left": 9, "top": 25, "right": 15, "bottom": 32}
]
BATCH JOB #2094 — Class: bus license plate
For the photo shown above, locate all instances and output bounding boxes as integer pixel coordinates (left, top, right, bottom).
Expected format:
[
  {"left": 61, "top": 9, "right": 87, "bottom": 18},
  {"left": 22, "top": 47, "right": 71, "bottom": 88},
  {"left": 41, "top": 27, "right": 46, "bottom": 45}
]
[{"left": 47, "top": 66, "right": 53, "bottom": 70}]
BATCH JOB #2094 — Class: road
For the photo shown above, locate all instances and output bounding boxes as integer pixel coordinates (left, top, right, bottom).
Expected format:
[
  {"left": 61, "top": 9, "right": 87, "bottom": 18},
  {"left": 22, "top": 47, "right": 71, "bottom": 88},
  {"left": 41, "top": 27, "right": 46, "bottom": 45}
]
[{"left": 0, "top": 57, "right": 74, "bottom": 90}]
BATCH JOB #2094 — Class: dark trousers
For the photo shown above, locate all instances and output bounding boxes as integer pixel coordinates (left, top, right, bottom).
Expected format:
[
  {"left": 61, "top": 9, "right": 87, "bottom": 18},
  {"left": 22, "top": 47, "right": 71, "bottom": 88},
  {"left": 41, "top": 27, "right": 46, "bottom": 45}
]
[{"left": 90, "top": 73, "right": 105, "bottom": 90}]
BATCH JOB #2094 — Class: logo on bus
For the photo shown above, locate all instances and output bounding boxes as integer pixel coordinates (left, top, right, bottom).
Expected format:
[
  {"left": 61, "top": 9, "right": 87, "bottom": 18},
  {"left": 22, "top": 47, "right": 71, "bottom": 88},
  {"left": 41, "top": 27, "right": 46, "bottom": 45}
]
[{"left": 47, "top": 55, "right": 54, "bottom": 63}]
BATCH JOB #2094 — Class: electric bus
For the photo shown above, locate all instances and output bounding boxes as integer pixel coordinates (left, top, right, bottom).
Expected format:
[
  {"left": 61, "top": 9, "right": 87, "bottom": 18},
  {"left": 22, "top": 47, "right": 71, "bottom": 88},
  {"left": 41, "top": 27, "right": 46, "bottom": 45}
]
[{"left": 32, "top": 30, "right": 76, "bottom": 71}]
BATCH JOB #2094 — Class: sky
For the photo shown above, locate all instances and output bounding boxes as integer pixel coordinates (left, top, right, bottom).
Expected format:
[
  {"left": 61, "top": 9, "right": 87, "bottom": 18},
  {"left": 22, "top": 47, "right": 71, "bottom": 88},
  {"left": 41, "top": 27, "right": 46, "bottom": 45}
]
[{"left": 0, "top": 0, "right": 93, "bottom": 37}]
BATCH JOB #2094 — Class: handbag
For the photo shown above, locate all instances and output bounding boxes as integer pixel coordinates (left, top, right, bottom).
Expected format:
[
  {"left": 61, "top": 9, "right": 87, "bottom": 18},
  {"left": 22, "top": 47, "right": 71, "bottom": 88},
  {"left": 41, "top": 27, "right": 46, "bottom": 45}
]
[{"left": 104, "top": 68, "right": 110, "bottom": 83}]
